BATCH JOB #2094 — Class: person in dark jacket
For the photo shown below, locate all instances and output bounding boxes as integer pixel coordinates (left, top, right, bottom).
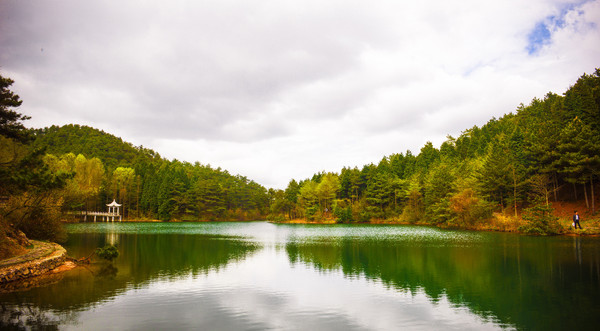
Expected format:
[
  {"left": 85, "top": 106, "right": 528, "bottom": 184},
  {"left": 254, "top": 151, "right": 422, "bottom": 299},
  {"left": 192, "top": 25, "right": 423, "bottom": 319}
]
[{"left": 573, "top": 211, "right": 582, "bottom": 229}]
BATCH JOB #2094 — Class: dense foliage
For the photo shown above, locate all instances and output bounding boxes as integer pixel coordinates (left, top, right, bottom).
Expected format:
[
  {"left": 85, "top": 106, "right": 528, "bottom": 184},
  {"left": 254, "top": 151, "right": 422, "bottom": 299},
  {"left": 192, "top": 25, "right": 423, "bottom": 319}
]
[
  {"left": 0, "top": 75, "right": 69, "bottom": 250},
  {"left": 95, "top": 244, "right": 119, "bottom": 261},
  {"left": 33, "top": 125, "right": 269, "bottom": 221},
  {"left": 269, "top": 69, "right": 600, "bottom": 234}
]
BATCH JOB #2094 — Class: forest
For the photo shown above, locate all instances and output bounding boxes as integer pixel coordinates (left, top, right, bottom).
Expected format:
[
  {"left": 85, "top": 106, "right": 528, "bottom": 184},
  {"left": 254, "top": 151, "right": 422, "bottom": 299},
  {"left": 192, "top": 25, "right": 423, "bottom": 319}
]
[
  {"left": 1, "top": 68, "right": 599, "bottom": 257},
  {"left": 31, "top": 124, "right": 271, "bottom": 222},
  {"left": 268, "top": 68, "right": 600, "bottom": 235}
]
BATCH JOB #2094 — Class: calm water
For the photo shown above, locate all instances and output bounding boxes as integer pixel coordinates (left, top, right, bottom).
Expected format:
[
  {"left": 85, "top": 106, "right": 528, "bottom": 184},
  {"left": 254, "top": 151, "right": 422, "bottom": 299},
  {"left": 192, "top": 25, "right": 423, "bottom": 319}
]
[{"left": 1, "top": 222, "right": 599, "bottom": 330}]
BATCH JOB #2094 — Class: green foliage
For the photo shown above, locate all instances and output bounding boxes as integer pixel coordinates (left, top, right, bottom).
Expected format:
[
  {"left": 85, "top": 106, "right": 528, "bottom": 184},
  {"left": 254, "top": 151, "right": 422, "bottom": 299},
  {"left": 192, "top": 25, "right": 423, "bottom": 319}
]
[
  {"left": 95, "top": 244, "right": 120, "bottom": 261},
  {"left": 32, "top": 124, "right": 159, "bottom": 170},
  {"left": 518, "top": 203, "right": 561, "bottom": 235},
  {"left": 0, "top": 75, "right": 30, "bottom": 143},
  {"left": 423, "top": 163, "right": 456, "bottom": 224},
  {"left": 365, "top": 172, "right": 393, "bottom": 217},
  {"left": 0, "top": 74, "right": 70, "bottom": 248},
  {"left": 316, "top": 173, "right": 340, "bottom": 212},
  {"left": 31, "top": 126, "right": 271, "bottom": 221},
  {"left": 334, "top": 206, "right": 353, "bottom": 223},
  {"left": 401, "top": 189, "right": 424, "bottom": 223},
  {"left": 333, "top": 200, "right": 354, "bottom": 223},
  {"left": 274, "top": 68, "right": 600, "bottom": 232},
  {"left": 449, "top": 188, "right": 493, "bottom": 227},
  {"left": 556, "top": 118, "right": 600, "bottom": 184}
]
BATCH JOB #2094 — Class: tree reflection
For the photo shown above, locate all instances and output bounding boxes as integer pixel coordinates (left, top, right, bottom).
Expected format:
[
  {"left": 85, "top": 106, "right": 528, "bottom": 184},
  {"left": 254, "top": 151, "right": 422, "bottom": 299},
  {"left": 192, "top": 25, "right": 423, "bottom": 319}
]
[
  {"left": 0, "top": 303, "right": 79, "bottom": 330},
  {"left": 0, "top": 232, "right": 259, "bottom": 326},
  {"left": 286, "top": 234, "right": 600, "bottom": 330}
]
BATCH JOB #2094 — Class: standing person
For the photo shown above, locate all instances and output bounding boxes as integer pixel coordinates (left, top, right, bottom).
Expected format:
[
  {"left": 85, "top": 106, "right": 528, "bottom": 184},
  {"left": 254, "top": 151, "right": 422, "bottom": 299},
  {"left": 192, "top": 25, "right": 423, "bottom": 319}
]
[{"left": 573, "top": 211, "right": 583, "bottom": 229}]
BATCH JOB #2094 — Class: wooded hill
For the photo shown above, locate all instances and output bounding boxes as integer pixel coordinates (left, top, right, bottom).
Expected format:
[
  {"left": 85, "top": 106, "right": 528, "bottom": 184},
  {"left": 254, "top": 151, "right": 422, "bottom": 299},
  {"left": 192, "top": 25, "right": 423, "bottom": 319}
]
[
  {"left": 31, "top": 125, "right": 270, "bottom": 221},
  {"left": 268, "top": 69, "right": 600, "bottom": 234}
]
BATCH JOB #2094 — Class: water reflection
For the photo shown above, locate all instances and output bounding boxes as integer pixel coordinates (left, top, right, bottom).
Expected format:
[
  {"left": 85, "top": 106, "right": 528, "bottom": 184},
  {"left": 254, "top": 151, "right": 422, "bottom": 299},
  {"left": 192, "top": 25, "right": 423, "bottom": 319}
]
[
  {"left": 0, "top": 223, "right": 599, "bottom": 330},
  {"left": 285, "top": 231, "right": 600, "bottom": 330},
  {"left": 573, "top": 236, "right": 582, "bottom": 265},
  {"left": 0, "top": 229, "right": 259, "bottom": 327},
  {"left": 0, "top": 303, "right": 79, "bottom": 330}
]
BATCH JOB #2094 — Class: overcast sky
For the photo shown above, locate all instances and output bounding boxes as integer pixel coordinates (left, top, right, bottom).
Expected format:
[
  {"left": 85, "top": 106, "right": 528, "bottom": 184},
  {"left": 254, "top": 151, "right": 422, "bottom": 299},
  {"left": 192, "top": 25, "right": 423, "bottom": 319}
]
[{"left": 1, "top": 0, "right": 599, "bottom": 189}]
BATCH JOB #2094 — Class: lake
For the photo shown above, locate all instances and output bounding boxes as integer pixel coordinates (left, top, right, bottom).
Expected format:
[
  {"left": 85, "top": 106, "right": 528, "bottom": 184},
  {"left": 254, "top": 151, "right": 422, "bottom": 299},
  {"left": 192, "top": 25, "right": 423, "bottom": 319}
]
[{"left": 1, "top": 222, "right": 599, "bottom": 330}]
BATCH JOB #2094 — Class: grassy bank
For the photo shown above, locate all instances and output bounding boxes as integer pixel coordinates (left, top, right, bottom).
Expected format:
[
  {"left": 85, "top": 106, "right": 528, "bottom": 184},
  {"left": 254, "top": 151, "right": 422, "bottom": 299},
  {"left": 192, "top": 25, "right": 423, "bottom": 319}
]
[{"left": 272, "top": 205, "right": 600, "bottom": 236}]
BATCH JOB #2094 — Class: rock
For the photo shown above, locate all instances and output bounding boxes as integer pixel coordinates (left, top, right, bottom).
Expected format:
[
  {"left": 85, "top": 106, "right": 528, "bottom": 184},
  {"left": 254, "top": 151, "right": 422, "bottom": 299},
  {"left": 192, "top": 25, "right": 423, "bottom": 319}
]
[
  {"left": 0, "top": 241, "right": 67, "bottom": 287},
  {"left": 14, "top": 230, "right": 31, "bottom": 247}
]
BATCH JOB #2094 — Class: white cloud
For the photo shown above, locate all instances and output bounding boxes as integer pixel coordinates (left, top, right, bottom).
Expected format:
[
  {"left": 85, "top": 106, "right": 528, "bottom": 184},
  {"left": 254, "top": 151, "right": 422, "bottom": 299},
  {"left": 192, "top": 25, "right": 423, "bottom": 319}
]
[{"left": 1, "top": 0, "right": 599, "bottom": 188}]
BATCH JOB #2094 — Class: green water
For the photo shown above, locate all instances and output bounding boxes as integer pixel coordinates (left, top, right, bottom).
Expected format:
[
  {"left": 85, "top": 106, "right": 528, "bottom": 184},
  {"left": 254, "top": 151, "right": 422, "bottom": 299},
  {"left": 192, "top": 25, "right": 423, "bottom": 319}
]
[{"left": 1, "top": 222, "right": 599, "bottom": 330}]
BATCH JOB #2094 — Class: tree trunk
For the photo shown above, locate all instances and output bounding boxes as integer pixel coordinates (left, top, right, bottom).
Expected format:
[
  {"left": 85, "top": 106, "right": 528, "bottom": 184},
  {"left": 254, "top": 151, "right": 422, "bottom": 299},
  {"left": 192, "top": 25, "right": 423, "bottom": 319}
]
[
  {"left": 553, "top": 174, "right": 558, "bottom": 202},
  {"left": 513, "top": 167, "right": 518, "bottom": 217},
  {"left": 544, "top": 176, "right": 550, "bottom": 207},
  {"left": 137, "top": 180, "right": 140, "bottom": 219},
  {"left": 591, "top": 175, "right": 595, "bottom": 214},
  {"left": 583, "top": 182, "right": 589, "bottom": 209},
  {"left": 573, "top": 183, "right": 578, "bottom": 200}
]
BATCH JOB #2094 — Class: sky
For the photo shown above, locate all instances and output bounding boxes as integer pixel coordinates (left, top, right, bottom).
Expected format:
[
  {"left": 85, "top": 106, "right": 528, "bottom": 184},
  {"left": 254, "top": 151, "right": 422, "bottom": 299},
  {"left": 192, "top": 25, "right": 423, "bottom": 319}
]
[{"left": 1, "top": 0, "right": 599, "bottom": 189}]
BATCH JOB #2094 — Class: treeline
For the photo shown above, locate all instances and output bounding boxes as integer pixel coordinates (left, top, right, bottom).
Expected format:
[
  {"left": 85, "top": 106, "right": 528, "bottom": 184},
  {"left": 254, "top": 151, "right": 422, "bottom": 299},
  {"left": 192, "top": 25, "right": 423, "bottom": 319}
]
[
  {"left": 269, "top": 69, "right": 600, "bottom": 234},
  {"left": 33, "top": 125, "right": 270, "bottom": 221}
]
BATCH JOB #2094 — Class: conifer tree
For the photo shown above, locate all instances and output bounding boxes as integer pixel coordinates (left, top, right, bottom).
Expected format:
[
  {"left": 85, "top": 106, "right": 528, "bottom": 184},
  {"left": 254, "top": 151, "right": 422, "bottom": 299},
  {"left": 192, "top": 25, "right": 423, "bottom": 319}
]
[{"left": 0, "top": 75, "right": 29, "bottom": 143}]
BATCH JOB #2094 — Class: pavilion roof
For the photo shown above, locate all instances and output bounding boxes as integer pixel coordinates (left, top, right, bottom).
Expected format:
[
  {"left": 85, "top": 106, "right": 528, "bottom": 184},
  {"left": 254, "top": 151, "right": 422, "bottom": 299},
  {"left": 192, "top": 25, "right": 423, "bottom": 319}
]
[{"left": 107, "top": 199, "right": 122, "bottom": 207}]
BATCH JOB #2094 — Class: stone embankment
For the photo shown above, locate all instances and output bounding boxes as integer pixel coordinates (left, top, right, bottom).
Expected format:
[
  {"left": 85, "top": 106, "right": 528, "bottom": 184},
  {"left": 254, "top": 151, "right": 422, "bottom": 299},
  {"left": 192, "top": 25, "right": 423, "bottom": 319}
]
[{"left": 0, "top": 241, "right": 67, "bottom": 286}]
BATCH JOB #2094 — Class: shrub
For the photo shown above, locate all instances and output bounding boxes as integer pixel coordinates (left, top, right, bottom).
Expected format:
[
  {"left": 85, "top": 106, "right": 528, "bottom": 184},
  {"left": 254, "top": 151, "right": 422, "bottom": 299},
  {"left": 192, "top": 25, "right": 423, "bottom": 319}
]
[
  {"left": 518, "top": 203, "right": 561, "bottom": 235},
  {"left": 333, "top": 205, "right": 353, "bottom": 223},
  {"left": 95, "top": 245, "right": 119, "bottom": 261},
  {"left": 449, "top": 188, "right": 494, "bottom": 227}
]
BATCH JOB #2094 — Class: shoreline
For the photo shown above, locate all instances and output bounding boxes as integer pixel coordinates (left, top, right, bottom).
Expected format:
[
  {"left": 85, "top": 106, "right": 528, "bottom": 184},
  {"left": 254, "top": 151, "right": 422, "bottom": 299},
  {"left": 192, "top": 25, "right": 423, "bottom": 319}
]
[
  {"left": 0, "top": 240, "right": 76, "bottom": 290},
  {"left": 269, "top": 219, "right": 600, "bottom": 236},
  {"left": 64, "top": 218, "right": 267, "bottom": 224},
  {"left": 69, "top": 217, "right": 599, "bottom": 236}
]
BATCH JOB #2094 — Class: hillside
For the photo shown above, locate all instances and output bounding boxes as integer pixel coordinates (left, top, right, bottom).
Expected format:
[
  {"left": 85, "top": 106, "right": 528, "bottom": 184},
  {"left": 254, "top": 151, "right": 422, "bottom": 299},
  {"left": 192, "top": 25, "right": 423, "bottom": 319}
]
[
  {"left": 269, "top": 68, "right": 600, "bottom": 234},
  {"left": 28, "top": 124, "right": 270, "bottom": 222},
  {"left": 32, "top": 124, "right": 160, "bottom": 170}
]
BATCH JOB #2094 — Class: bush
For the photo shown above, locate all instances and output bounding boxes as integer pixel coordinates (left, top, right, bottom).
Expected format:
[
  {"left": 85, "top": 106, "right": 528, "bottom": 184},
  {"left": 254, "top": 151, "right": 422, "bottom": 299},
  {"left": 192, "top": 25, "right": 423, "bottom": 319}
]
[
  {"left": 449, "top": 188, "right": 494, "bottom": 227},
  {"left": 305, "top": 205, "right": 318, "bottom": 221},
  {"left": 95, "top": 244, "right": 119, "bottom": 261},
  {"left": 333, "top": 205, "right": 353, "bottom": 223},
  {"left": 518, "top": 203, "right": 561, "bottom": 235}
]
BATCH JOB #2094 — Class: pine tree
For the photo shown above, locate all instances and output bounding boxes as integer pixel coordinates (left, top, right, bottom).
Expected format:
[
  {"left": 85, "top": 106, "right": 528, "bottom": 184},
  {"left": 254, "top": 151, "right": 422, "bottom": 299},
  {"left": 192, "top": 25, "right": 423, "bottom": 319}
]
[
  {"left": 556, "top": 118, "right": 600, "bottom": 212},
  {"left": 0, "top": 75, "right": 30, "bottom": 143}
]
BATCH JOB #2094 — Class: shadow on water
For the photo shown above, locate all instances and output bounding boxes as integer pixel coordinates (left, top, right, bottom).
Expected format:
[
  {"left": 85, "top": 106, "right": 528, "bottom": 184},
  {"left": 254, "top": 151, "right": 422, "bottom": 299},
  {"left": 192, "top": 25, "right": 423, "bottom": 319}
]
[{"left": 286, "top": 231, "right": 600, "bottom": 330}]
